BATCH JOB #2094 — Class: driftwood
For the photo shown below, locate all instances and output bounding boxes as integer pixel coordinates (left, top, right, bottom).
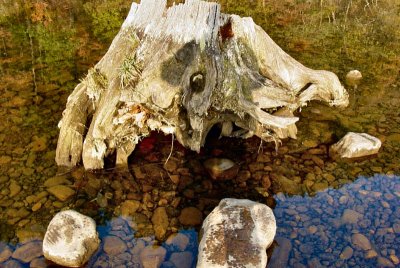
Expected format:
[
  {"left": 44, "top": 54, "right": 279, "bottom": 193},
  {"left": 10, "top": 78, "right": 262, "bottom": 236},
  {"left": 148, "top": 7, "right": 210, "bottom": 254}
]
[{"left": 56, "top": 0, "right": 349, "bottom": 170}]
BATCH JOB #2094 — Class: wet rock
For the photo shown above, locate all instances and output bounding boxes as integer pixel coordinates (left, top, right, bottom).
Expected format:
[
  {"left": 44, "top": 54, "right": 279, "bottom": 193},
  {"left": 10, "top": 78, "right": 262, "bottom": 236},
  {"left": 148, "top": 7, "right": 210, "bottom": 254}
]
[
  {"left": 0, "top": 242, "right": 13, "bottom": 262},
  {"left": 339, "top": 246, "right": 353, "bottom": 260},
  {"left": 345, "top": 70, "right": 362, "bottom": 89},
  {"left": 9, "top": 180, "right": 21, "bottom": 198},
  {"left": 351, "top": 233, "right": 372, "bottom": 250},
  {"left": 341, "top": 209, "right": 363, "bottom": 225},
  {"left": 169, "top": 251, "right": 193, "bottom": 268},
  {"left": 152, "top": 207, "right": 169, "bottom": 240},
  {"left": 197, "top": 198, "right": 276, "bottom": 268},
  {"left": 47, "top": 185, "right": 75, "bottom": 201},
  {"left": 203, "top": 158, "right": 239, "bottom": 180},
  {"left": 165, "top": 233, "right": 189, "bottom": 251},
  {"left": 178, "top": 207, "right": 203, "bottom": 226},
  {"left": 103, "top": 236, "right": 127, "bottom": 255},
  {"left": 12, "top": 241, "right": 42, "bottom": 263},
  {"left": 330, "top": 132, "right": 381, "bottom": 159},
  {"left": 43, "top": 210, "right": 100, "bottom": 267},
  {"left": 268, "top": 237, "right": 292, "bottom": 268},
  {"left": 140, "top": 245, "right": 166, "bottom": 268}
]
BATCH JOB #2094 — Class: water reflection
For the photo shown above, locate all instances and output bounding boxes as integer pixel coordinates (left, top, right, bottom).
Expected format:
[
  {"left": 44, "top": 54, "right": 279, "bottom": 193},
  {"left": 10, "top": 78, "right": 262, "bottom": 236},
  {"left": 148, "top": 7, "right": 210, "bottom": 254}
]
[
  {"left": 0, "top": 217, "right": 198, "bottom": 268},
  {"left": 270, "top": 174, "right": 400, "bottom": 268}
]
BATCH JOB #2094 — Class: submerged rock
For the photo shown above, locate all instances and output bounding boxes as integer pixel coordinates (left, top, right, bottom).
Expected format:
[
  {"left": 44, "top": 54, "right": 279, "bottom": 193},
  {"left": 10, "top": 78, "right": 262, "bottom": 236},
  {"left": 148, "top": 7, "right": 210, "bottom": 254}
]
[
  {"left": 43, "top": 210, "right": 100, "bottom": 267},
  {"left": 330, "top": 132, "right": 381, "bottom": 159},
  {"left": 345, "top": 70, "right": 362, "bottom": 89},
  {"left": 197, "top": 198, "right": 276, "bottom": 268},
  {"left": 140, "top": 245, "right": 166, "bottom": 268},
  {"left": 203, "top": 158, "right": 239, "bottom": 181},
  {"left": 12, "top": 241, "right": 42, "bottom": 263}
]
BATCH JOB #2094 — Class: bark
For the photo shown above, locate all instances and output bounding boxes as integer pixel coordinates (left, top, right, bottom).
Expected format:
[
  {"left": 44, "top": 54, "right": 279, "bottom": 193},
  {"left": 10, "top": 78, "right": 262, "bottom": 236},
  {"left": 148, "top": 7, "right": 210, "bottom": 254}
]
[{"left": 56, "top": 0, "right": 349, "bottom": 170}]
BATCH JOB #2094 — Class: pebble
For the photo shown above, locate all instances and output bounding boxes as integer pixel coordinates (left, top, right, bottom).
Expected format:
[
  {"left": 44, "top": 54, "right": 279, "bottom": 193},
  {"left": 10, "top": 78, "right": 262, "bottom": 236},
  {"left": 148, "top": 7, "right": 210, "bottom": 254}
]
[
  {"left": 12, "top": 241, "right": 42, "bottom": 263},
  {"left": 377, "top": 257, "right": 395, "bottom": 267},
  {"left": 178, "top": 207, "right": 203, "bottom": 226},
  {"left": 103, "top": 236, "right": 127, "bottom": 255},
  {"left": 9, "top": 180, "right": 21, "bottom": 198},
  {"left": 151, "top": 207, "right": 169, "bottom": 240},
  {"left": 31, "top": 202, "right": 42, "bottom": 212},
  {"left": 365, "top": 249, "right": 378, "bottom": 259},
  {"left": 341, "top": 209, "right": 363, "bottom": 224},
  {"left": 140, "top": 245, "right": 166, "bottom": 268},
  {"left": 30, "top": 257, "right": 47, "bottom": 268},
  {"left": 0, "top": 243, "right": 13, "bottom": 262},
  {"left": 339, "top": 246, "right": 353, "bottom": 260},
  {"left": 165, "top": 233, "right": 189, "bottom": 251},
  {"left": 3, "top": 259, "right": 24, "bottom": 268},
  {"left": 120, "top": 200, "right": 141, "bottom": 217},
  {"left": 47, "top": 185, "right": 75, "bottom": 201},
  {"left": 169, "top": 251, "right": 193, "bottom": 268},
  {"left": 351, "top": 233, "right": 372, "bottom": 251}
]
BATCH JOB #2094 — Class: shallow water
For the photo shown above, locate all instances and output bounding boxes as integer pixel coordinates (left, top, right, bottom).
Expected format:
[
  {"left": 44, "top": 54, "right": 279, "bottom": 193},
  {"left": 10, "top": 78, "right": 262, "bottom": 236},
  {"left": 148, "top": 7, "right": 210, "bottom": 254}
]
[{"left": 0, "top": 0, "right": 399, "bottom": 267}]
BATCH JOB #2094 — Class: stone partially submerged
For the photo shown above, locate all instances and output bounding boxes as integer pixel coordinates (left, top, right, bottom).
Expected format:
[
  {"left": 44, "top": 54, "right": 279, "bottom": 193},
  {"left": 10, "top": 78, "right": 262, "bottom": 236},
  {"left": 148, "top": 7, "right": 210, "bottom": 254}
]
[
  {"left": 330, "top": 132, "right": 381, "bottom": 159},
  {"left": 197, "top": 198, "right": 276, "bottom": 268},
  {"left": 43, "top": 210, "right": 100, "bottom": 267},
  {"left": 56, "top": 0, "right": 349, "bottom": 170}
]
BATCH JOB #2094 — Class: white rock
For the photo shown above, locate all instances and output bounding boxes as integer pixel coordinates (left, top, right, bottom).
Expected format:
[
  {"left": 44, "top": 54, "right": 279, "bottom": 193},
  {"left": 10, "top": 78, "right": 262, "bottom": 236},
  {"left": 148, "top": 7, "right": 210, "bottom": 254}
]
[
  {"left": 345, "top": 70, "right": 362, "bottom": 89},
  {"left": 197, "top": 198, "right": 276, "bottom": 268},
  {"left": 330, "top": 132, "right": 381, "bottom": 158},
  {"left": 43, "top": 210, "right": 100, "bottom": 267}
]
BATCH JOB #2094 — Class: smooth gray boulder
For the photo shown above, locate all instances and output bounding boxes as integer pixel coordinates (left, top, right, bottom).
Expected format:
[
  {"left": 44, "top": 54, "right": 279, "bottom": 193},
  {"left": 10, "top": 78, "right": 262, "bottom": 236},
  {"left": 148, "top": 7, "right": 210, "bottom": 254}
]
[
  {"left": 330, "top": 132, "right": 381, "bottom": 159},
  {"left": 43, "top": 210, "right": 100, "bottom": 267},
  {"left": 197, "top": 198, "right": 276, "bottom": 268}
]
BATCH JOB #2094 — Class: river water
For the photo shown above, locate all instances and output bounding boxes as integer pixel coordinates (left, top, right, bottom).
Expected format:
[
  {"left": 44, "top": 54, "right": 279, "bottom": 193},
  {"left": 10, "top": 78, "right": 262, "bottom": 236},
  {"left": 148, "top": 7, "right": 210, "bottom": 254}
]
[{"left": 0, "top": 0, "right": 399, "bottom": 267}]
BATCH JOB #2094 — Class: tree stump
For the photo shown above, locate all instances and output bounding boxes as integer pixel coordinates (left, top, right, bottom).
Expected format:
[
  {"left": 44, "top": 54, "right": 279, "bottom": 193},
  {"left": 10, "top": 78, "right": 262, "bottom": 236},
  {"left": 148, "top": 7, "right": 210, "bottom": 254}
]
[{"left": 56, "top": 0, "right": 349, "bottom": 170}]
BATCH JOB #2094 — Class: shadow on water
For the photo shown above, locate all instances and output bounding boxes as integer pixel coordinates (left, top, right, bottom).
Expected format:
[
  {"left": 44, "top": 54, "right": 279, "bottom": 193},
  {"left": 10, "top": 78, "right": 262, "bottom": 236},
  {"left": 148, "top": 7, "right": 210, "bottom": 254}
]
[{"left": 269, "top": 174, "right": 400, "bottom": 268}]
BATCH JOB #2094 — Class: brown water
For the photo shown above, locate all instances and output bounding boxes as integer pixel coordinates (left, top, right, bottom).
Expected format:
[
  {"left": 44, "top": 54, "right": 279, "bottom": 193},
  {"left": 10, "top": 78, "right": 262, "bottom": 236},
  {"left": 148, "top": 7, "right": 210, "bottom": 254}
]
[{"left": 0, "top": 0, "right": 399, "bottom": 267}]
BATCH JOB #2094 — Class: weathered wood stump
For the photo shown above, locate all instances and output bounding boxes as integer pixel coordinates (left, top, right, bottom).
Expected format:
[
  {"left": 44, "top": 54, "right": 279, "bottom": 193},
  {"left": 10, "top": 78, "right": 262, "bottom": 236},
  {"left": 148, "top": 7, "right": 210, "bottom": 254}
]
[{"left": 56, "top": 0, "right": 349, "bottom": 170}]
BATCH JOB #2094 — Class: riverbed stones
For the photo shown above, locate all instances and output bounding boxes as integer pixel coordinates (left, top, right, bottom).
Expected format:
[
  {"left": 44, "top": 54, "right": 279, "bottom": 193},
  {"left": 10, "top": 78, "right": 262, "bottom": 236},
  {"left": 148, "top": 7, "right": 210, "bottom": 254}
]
[
  {"left": 351, "top": 233, "right": 372, "bottom": 251},
  {"left": 12, "top": 241, "right": 42, "bottom": 263},
  {"left": 9, "top": 180, "right": 21, "bottom": 198},
  {"left": 140, "top": 245, "right": 166, "bottom": 268},
  {"left": 197, "top": 198, "right": 276, "bottom": 268},
  {"left": 341, "top": 209, "right": 363, "bottom": 224},
  {"left": 43, "top": 210, "right": 100, "bottom": 267},
  {"left": 151, "top": 207, "right": 169, "bottom": 240},
  {"left": 103, "top": 236, "right": 127, "bottom": 255},
  {"left": 330, "top": 132, "right": 381, "bottom": 159},
  {"left": 340, "top": 246, "right": 354, "bottom": 260},
  {"left": 165, "top": 233, "right": 189, "bottom": 251},
  {"left": 169, "top": 251, "right": 193, "bottom": 268},
  {"left": 268, "top": 237, "right": 292, "bottom": 268},
  {"left": 203, "top": 158, "right": 239, "bottom": 180},
  {"left": 0, "top": 242, "right": 12, "bottom": 262},
  {"left": 47, "top": 185, "right": 75, "bottom": 201}
]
